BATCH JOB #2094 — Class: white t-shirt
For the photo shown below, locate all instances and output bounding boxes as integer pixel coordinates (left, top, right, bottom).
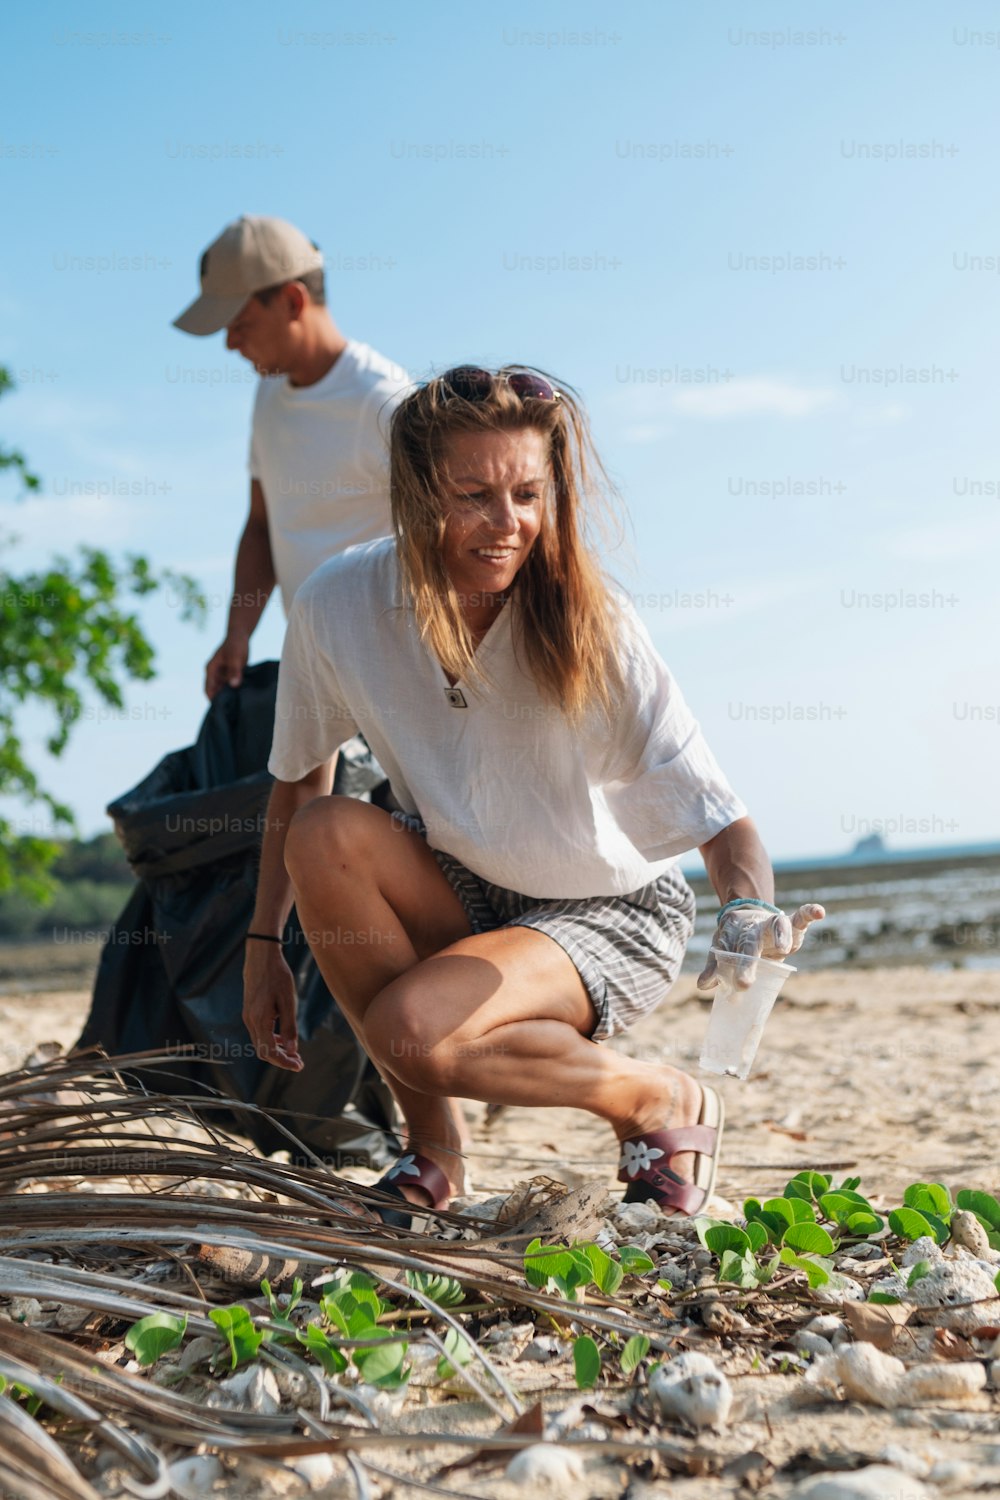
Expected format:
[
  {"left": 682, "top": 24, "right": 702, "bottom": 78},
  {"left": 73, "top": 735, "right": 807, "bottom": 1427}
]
[
  {"left": 269, "top": 540, "right": 747, "bottom": 899},
  {"left": 249, "top": 340, "right": 410, "bottom": 613}
]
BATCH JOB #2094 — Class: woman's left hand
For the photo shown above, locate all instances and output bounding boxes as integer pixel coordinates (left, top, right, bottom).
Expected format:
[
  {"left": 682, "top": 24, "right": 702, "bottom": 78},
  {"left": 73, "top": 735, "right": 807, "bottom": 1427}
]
[{"left": 697, "top": 901, "right": 826, "bottom": 990}]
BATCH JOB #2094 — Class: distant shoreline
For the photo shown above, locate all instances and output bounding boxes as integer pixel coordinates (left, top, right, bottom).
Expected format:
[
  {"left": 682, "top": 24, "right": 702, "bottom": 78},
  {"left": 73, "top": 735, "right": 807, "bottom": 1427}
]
[
  {"left": 683, "top": 839, "right": 1000, "bottom": 883},
  {"left": 4, "top": 844, "right": 1000, "bottom": 993}
]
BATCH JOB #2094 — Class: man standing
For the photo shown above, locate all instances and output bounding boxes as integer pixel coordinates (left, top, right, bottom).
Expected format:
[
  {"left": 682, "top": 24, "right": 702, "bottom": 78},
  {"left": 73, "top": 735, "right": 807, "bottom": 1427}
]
[{"left": 172, "top": 214, "right": 410, "bottom": 698}]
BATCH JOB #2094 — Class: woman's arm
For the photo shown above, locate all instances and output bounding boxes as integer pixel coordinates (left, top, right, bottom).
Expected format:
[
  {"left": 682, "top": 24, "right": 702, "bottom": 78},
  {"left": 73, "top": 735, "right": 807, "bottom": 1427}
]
[
  {"left": 243, "top": 759, "right": 334, "bottom": 1070},
  {"left": 697, "top": 815, "right": 824, "bottom": 988},
  {"left": 698, "top": 814, "right": 773, "bottom": 906}
]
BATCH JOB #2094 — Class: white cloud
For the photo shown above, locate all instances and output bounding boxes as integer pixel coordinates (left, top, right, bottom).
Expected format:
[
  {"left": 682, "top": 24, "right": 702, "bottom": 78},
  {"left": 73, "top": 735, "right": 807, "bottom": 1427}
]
[
  {"left": 672, "top": 377, "right": 839, "bottom": 419},
  {"left": 4, "top": 493, "right": 140, "bottom": 554}
]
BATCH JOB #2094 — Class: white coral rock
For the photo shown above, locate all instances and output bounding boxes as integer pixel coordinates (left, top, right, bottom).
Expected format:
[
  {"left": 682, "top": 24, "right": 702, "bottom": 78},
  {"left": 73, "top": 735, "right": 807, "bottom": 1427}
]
[
  {"left": 608, "top": 1199, "right": 663, "bottom": 1236},
  {"left": 648, "top": 1351, "right": 732, "bottom": 1430},
  {"left": 810, "top": 1274, "right": 865, "bottom": 1305},
  {"left": 505, "top": 1445, "right": 584, "bottom": 1488},
  {"left": 833, "top": 1343, "right": 908, "bottom": 1407},
  {"left": 907, "top": 1259, "right": 1000, "bottom": 1334},
  {"left": 790, "top": 1465, "right": 929, "bottom": 1500},
  {"left": 166, "top": 1456, "right": 225, "bottom": 1498},
  {"left": 950, "top": 1210, "right": 998, "bottom": 1262},
  {"left": 209, "top": 1364, "right": 280, "bottom": 1414},
  {"left": 815, "top": 1345, "right": 987, "bottom": 1410},
  {"left": 900, "top": 1236, "right": 943, "bottom": 1267},
  {"left": 901, "top": 1361, "right": 987, "bottom": 1402}
]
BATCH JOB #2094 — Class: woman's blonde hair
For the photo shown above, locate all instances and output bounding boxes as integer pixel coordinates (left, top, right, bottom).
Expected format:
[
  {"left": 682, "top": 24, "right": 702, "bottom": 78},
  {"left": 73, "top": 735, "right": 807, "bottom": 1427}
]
[{"left": 389, "top": 366, "right": 624, "bottom": 722}]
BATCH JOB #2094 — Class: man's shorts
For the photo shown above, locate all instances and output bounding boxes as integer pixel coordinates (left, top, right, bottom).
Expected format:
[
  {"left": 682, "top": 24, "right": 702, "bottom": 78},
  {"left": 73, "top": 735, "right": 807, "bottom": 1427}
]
[{"left": 392, "top": 814, "right": 695, "bottom": 1042}]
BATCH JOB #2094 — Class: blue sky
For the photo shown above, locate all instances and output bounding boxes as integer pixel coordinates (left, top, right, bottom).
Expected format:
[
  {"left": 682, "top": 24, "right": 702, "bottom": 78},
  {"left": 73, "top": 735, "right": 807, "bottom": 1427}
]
[{"left": 2, "top": 0, "right": 997, "bottom": 861}]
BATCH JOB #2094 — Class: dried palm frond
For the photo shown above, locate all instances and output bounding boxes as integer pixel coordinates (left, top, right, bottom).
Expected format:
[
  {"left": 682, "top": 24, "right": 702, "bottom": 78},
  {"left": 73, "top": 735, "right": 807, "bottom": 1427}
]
[{"left": 0, "top": 1047, "right": 679, "bottom": 1495}]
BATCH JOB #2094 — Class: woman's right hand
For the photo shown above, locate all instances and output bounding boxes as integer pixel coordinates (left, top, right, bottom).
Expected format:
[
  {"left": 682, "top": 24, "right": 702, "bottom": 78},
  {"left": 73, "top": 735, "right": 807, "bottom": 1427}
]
[
  {"left": 698, "top": 901, "right": 825, "bottom": 990},
  {"left": 242, "top": 944, "right": 303, "bottom": 1071}
]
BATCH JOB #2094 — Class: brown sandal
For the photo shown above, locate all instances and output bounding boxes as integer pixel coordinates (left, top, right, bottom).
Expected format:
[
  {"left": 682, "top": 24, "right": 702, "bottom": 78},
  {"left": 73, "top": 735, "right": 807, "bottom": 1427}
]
[
  {"left": 617, "top": 1084, "right": 724, "bottom": 1216},
  {"left": 370, "top": 1152, "right": 451, "bottom": 1232}
]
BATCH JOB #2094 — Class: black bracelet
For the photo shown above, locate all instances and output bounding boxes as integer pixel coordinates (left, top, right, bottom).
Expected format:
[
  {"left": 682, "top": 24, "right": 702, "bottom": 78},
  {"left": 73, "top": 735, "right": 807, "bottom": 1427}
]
[{"left": 246, "top": 931, "right": 284, "bottom": 944}]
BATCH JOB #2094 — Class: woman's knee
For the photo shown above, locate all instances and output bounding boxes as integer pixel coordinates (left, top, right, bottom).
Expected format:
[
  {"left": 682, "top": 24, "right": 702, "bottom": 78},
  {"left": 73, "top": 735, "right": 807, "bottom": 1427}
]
[
  {"left": 284, "top": 795, "right": 379, "bottom": 884},
  {"left": 364, "top": 978, "right": 455, "bottom": 1095}
]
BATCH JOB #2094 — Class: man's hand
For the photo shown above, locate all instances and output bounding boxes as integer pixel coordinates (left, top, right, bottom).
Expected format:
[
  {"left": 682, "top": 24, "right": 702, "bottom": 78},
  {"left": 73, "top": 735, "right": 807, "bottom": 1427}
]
[
  {"left": 697, "top": 901, "right": 826, "bottom": 991},
  {"left": 243, "top": 944, "right": 303, "bottom": 1071},
  {"left": 205, "top": 632, "right": 250, "bottom": 700}
]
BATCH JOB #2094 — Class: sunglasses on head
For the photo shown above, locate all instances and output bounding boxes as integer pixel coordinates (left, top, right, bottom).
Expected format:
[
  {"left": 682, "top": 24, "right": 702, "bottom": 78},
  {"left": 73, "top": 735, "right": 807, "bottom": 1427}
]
[{"left": 440, "top": 366, "right": 561, "bottom": 403}]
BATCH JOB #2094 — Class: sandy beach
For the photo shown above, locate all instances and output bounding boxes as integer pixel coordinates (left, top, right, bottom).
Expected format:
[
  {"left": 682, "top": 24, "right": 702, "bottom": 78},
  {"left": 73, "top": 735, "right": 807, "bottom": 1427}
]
[
  {"left": 5, "top": 962, "right": 997, "bottom": 1209},
  {"left": 3, "top": 963, "right": 999, "bottom": 1498}
]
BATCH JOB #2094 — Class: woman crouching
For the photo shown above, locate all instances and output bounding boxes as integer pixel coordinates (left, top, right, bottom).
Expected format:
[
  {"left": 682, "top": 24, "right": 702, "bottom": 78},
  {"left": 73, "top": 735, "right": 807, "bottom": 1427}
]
[{"left": 243, "top": 366, "right": 823, "bottom": 1226}]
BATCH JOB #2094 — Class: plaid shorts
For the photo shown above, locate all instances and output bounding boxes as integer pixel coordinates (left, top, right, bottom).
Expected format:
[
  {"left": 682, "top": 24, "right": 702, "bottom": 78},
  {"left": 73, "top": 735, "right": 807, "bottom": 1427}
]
[{"left": 394, "top": 815, "right": 695, "bottom": 1042}]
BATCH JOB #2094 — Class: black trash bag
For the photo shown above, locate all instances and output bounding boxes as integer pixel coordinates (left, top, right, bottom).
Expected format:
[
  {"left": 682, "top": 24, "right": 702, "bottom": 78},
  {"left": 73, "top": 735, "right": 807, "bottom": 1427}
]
[{"left": 77, "top": 660, "right": 399, "bottom": 1168}]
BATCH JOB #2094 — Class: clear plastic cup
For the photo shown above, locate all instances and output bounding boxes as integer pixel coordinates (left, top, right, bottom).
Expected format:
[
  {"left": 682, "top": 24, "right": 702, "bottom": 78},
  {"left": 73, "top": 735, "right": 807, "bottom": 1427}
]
[{"left": 699, "top": 947, "right": 796, "bottom": 1080}]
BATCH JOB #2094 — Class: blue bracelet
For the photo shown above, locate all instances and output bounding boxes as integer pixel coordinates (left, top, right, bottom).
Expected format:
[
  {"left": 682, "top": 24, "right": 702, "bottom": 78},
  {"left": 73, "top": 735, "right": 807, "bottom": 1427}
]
[{"left": 716, "top": 896, "right": 782, "bottom": 921}]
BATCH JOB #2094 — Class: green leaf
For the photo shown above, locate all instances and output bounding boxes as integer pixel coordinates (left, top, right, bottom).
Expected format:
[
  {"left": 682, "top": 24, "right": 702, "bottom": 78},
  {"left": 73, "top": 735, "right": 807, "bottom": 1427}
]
[
  {"left": 0, "top": 466, "right": 208, "bottom": 901},
  {"left": 718, "top": 1249, "right": 762, "bottom": 1288},
  {"left": 744, "top": 1220, "right": 769, "bottom": 1254},
  {"left": 745, "top": 1207, "right": 789, "bottom": 1244},
  {"left": 436, "top": 1326, "right": 475, "bottom": 1379},
  {"left": 718, "top": 1248, "right": 745, "bottom": 1283},
  {"left": 347, "top": 1304, "right": 381, "bottom": 1337},
  {"left": 617, "top": 1245, "right": 655, "bottom": 1275},
  {"left": 841, "top": 1176, "right": 862, "bottom": 1191},
  {"left": 889, "top": 1207, "right": 948, "bottom": 1245},
  {"left": 761, "top": 1198, "right": 797, "bottom": 1229},
  {"left": 209, "top": 1306, "right": 264, "bottom": 1370},
  {"left": 405, "top": 1270, "right": 466, "bottom": 1308},
  {"left": 785, "top": 1171, "right": 831, "bottom": 1201},
  {"left": 124, "top": 1313, "right": 187, "bottom": 1367},
  {"left": 955, "top": 1189, "right": 1000, "bottom": 1231},
  {"left": 620, "top": 1334, "right": 650, "bottom": 1375},
  {"left": 524, "top": 1239, "right": 578, "bottom": 1289},
  {"left": 260, "top": 1276, "right": 302, "bottom": 1320},
  {"left": 353, "top": 1330, "right": 408, "bottom": 1386},
  {"left": 869, "top": 1292, "right": 902, "bottom": 1304},
  {"left": 759, "top": 1251, "right": 783, "bottom": 1284},
  {"left": 549, "top": 1271, "right": 585, "bottom": 1302},
  {"left": 845, "top": 1211, "right": 884, "bottom": 1237},
  {"left": 323, "top": 1285, "right": 382, "bottom": 1335},
  {"left": 320, "top": 1294, "right": 351, "bottom": 1337},
  {"left": 782, "top": 1223, "right": 835, "bottom": 1256},
  {"left": 346, "top": 1285, "right": 384, "bottom": 1324},
  {"left": 820, "top": 1191, "right": 875, "bottom": 1226},
  {"left": 573, "top": 1335, "right": 601, "bottom": 1389},
  {"left": 704, "top": 1223, "right": 752, "bottom": 1258},
  {"left": 579, "top": 1242, "right": 622, "bottom": 1296},
  {"left": 298, "top": 1323, "right": 347, "bottom": 1375},
  {"left": 994, "top": 1269, "right": 1000, "bottom": 1294},
  {"left": 657, "top": 1278, "right": 673, "bottom": 1293},
  {"left": 600, "top": 1259, "right": 624, "bottom": 1297},
  {"left": 907, "top": 1260, "right": 932, "bottom": 1287},
  {"left": 903, "top": 1182, "right": 953, "bottom": 1221},
  {"left": 749, "top": 1197, "right": 816, "bottom": 1241},
  {"left": 778, "top": 1248, "right": 831, "bottom": 1288}
]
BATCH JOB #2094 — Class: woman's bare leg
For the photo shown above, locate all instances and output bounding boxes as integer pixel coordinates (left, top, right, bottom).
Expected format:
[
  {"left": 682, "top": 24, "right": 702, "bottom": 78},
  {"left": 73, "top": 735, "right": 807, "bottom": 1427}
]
[
  {"left": 284, "top": 797, "right": 476, "bottom": 1196},
  {"left": 363, "top": 930, "right": 704, "bottom": 1182},
  {"left": 284, "top": 796, "right": 705, "bottom": 1198}
]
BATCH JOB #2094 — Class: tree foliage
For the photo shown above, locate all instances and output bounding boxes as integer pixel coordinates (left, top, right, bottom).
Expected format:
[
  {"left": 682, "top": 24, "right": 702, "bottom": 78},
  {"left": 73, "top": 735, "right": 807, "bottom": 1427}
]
[{"left": 1, "top": 365, "right": 206, "bottom": 898}]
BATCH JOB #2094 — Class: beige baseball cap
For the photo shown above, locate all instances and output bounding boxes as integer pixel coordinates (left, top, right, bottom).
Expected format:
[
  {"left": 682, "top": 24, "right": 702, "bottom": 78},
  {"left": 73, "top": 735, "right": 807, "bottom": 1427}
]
[{"left": 173, "top": 215, "right": 324, "bottom": 335}]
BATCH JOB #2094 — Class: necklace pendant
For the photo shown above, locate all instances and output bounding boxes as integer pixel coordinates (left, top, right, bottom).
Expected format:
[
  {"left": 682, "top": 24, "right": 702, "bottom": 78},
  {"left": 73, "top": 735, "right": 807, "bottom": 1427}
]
[{"left": 444, "top": 687, "right": 467, "bottom": 708}]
